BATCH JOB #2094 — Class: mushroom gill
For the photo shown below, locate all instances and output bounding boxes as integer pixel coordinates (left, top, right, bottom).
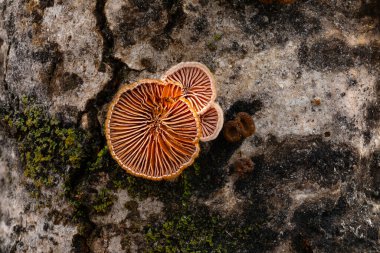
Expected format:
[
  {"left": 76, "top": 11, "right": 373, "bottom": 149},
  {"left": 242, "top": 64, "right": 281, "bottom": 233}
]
[
  {"left": 105, "top": 79, "right": 201, "bottom": 180},
  {"left": 199, "top": 103, "right": 224, "bottom": 142},
  {"left": 162, "top": 62, "right": 217, "bottom": 114}
]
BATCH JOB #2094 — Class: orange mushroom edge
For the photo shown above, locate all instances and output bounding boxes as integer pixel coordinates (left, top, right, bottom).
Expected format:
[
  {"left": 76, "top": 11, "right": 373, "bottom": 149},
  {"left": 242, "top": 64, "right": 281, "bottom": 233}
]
[
  {"left": 161, "top": 62, "right": 217, "bottom": 115},
  {"left": 162, "top": 61, "right": 225, "bottom": 141},
  {"left": 105, "top": 79, "right": 202, "bottom": 181},
  {"left": 199, "top": 102, "right": 224, "bottom": 142}
]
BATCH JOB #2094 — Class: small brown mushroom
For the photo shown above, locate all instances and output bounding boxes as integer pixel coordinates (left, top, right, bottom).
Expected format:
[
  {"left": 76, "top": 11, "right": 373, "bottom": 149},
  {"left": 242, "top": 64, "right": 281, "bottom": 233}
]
[
  {"left": 105, "top": 79, "right": 201, "bottom": 181},
  {"left": 311, "top": 97, "right": 321, "bottom": 106},
  {"left": 223, "top": 120, "right": 243, "bottom": 143},
  {"left": 199, "top": 103, "right": 224, "bottom": 142},
  {"left": 162, "top": 62, "right": 217, "bottom": 114},
  {"left": 234, "top": 157, "right": 254, "bottom": 175},
  {"left": 235, "top": 112, "right": 255, "bottom": 138}
]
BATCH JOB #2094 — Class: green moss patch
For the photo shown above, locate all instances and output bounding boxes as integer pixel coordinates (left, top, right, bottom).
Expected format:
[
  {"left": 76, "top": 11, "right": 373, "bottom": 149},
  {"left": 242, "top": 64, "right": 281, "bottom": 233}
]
[
  {"left": 92, "top": 188, "right": 115, "bottom": 214},
  {"left": 3, "top": 97, "right": 87, "bottom": 188}
]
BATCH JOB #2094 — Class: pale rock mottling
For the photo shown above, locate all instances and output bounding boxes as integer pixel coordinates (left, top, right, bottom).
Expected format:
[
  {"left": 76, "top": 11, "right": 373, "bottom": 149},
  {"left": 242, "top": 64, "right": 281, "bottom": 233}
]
[
  {"left": 3, "top": 0, "right": 111, "bottom": 121},
  {"left": 41, "top": 2, "right": 112, "bottom": 115},
  {"left": 0, "top": 132, "right": 77, "bottom": 253}
]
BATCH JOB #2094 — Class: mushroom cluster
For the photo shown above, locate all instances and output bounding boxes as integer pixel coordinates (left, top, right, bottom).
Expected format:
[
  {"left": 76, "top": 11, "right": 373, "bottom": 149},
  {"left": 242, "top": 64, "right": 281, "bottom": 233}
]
[
  {"left": 223, "top": 112, "right": 255, "bottom": 143},
  {"left": 105, "top": 62, "right": 223, "bottom": 180}
]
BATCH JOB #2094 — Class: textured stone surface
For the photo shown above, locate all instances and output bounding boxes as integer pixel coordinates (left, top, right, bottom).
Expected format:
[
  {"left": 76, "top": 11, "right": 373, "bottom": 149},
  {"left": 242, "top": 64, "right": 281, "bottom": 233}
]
[
  {"left": 0, "top": 0, "right": 379, "bottom": 252},
  {"left": 2, "top": 0, "right": 111, "bottom": 121},
  {"left": 0, "top": 131, "right": 77, "bottom": 252}
]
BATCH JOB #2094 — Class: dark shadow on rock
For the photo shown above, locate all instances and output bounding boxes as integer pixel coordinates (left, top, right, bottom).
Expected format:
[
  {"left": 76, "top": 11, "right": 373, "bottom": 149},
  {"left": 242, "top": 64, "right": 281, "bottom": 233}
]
[
  {"left": 369, "top": 151, "right": 380, "bottom": 199},
  {"left": 299, "top": 38, "right": 380, "bottom": 72},
  {"left": 225, "top": 99, "right": 263, "bottom": 121},
  {"left": 235, "top": 136, "right": 357, "bottom": 195},
  {"left": 232, "top": 136, "right": 380, "bottom": 252},
  {"left": 71, "top": 234, "right": 90, "bottom": 253},
  {"left": 181, "top": 99, "right": 263, "bottom": 197},
  {"left": 358, "top": 0, "right": 380, "bottom": 18}
]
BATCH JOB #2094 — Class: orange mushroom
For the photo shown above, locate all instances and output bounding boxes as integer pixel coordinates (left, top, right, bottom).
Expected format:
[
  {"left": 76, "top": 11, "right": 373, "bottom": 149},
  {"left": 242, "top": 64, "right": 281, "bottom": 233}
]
[
  {"left": 162, "top": 62, "right": 217, "bottom": 115},
  {"left": 199, "top": 102, "right": 224, "bottom": 142},
  {"left": 105, "top": 79, "right": 201, "bottom": 180}
]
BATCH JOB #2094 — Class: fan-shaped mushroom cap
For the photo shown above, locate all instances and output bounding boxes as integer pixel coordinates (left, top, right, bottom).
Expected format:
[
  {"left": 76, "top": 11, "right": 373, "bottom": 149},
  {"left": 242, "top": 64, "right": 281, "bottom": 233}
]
[
  {"left": 105, "top": 79, "right": 201, "bottom": 181},
  {"left": 199, "top": 103, "right": 224, "bottom": 142},
  {"left": 162, "top": 62, "right": 217, "bottom": 115}
]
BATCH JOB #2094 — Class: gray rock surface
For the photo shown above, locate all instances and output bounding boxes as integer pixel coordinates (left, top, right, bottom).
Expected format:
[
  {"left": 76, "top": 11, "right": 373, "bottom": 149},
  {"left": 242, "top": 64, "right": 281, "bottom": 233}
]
[
  {"left": 0, "top": 0, "right": 379, "bottom": 252},
  {"left": 0, "top": 131, "right": 77, "bottom": 253},
  {"left": 2, "top": 0, "right": 112, "bottom": 121}
]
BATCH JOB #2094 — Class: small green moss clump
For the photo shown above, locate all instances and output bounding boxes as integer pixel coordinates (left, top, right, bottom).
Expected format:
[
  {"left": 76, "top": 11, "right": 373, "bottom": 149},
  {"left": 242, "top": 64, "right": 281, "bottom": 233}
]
[
  {"left": 92, "top": 188, "right": 115, "bottom": 214},
  {"left": 143, "top": 200, "right": 270, "bottom": 252},
  {"left": 3, "top": 97, "right": 87, "bottom": 188},
  {"left": 88, "top": 145, "right": 111, "bottom": 172},
  {"left": 145, "top": 212, "right": 225, "bottom": 253},
  {"left": 207, "top": 33, "right": 223, "bottom": 51}
]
